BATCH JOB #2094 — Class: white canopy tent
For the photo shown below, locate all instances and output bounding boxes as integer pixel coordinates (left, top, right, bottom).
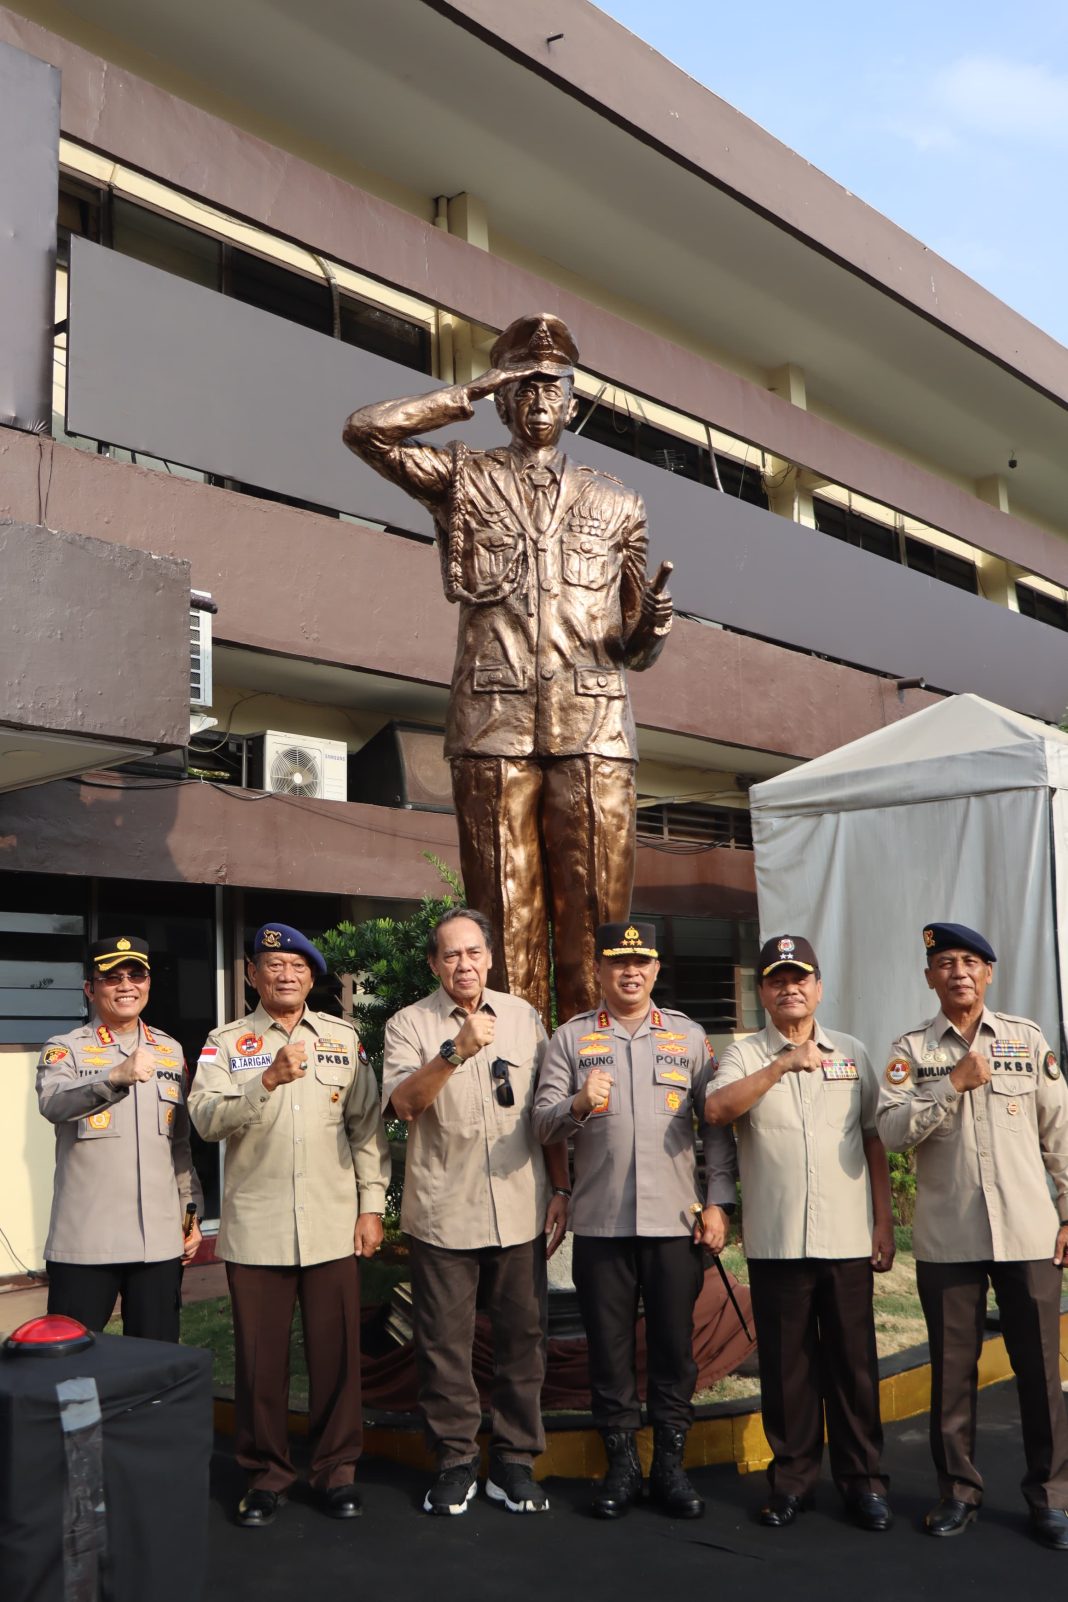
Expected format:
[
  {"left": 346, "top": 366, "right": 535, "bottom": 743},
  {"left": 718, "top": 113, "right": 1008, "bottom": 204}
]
[{"left": 749, "top": 695, "right": 1068, "bottom": 1065}]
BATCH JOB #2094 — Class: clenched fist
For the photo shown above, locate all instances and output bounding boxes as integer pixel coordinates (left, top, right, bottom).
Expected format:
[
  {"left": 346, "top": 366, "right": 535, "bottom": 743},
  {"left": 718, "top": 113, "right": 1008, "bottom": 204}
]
[
  {"left": 453, "top": 1011, "right": 496, "bottom": 1062},
  {"left": 109, "top": 1046, "right": 156, "bottom": 1087},
  {"left": 262, "top": 1043, "right": 307, "bottom": 1091},
  {"left": 950, "top": 1051, "right": 992, "bottom": 1093},
  {"left": 780, "top": 1039, "right": 823, "bottom": 1075},
  {"left": 574, "top": 1067, "right": 613, "bottom": 1117}
]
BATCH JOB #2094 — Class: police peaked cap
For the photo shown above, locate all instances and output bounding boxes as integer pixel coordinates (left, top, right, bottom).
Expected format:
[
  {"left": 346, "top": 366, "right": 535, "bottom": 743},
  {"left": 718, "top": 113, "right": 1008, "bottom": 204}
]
[
  {"left": 90, "top": 935, "right": 150, "bottom": 973},
  {"left": 597, "top": 921, "right": 659, "bottom": 959},
  {"left": 253, "top": 923, "right": 327, "bottom": 977},
  {"left": 490, "top": 313, "right": 578, "bottom": 379},
  {"left": 922, "top": 922, "right": 996, "bottom": 963}
]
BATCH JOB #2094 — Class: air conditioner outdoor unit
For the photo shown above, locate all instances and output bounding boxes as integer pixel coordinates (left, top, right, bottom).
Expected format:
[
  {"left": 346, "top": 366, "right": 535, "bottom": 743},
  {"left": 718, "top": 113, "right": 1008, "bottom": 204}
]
[{"left": 246, "top": 731, "right": 348, "bottom": 802}]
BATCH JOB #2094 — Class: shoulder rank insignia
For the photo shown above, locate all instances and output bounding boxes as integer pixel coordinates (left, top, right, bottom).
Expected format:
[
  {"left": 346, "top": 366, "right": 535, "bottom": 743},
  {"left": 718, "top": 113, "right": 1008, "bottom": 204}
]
[
  {"left": 597, "top": 1010, "right": 611, "bottom": 1030},
  {"left": 885, "top": 1058, "right": 912, "bottom": 1087},
  {"left": 142, "top": 1024, "right": 158, "bottom": 1046},
  {"left": 650, "top": 1008, "right": 664, "bottom": 1030},
  {"left": 96, "top": 1025, "right": 115, "bottom": 1046},
  {"left": 1046, "top": 1051, "right": 1061, "bottom": 1081}
]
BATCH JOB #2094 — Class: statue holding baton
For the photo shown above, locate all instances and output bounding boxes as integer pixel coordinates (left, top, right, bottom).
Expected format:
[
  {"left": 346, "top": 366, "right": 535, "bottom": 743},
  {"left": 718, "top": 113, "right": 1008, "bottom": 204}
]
[{"left": 344, "top": 314, "right": 674, "bottom": 1023}]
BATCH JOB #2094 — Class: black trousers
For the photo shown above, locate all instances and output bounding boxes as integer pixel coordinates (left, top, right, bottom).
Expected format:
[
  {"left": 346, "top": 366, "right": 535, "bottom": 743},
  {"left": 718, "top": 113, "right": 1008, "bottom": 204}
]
[
  {"left": 572, "top": 1234, "right": 703, "bottom": 1432},
  {"left": 409, "top": 1236, "right": 547, "bottom": 1468},
  {"left": 917, "top": 1258, "right": 1068, "bottom": 1510},
  {"left": 46, "top": 1258, "right": 183, "bottom": 1342},
  {"left": 748, "top": 1257, "right": 886, "bottom": 1497}
]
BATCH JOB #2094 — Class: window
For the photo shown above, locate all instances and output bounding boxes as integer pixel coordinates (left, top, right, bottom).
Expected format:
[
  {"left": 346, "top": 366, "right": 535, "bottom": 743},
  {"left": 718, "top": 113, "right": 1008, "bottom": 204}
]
[
  {"left": 814, "top": 496, "right": 900, "bottom": 563},
  {"left": 570, "top": 401, "right": 768, "bottom": 507},
  {"left": 0, "top": 875, "right": 88, "bottom": 1045},
  {"left": 644, "top": 915, "right": 759, "bottom": 1033},
  {"left": 637, "top": 802, "right": 753, "bottom": 849},
  {"left": 1016, "top": 583, "right": 1068, "bottom": 633},
  {"left": 904, "top": 536, "right": 979, "bottom": 595}
]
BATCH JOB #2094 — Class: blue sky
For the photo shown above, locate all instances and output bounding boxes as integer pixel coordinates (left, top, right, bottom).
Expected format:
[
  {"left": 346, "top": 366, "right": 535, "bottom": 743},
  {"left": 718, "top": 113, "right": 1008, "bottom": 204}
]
[{"left": 597, "top": 1, "right": 1068, "bottom": 348}]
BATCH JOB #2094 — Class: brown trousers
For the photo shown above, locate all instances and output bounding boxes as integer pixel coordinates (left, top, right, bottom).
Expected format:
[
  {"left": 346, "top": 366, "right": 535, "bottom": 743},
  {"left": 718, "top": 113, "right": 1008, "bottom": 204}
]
[
  {"left": 227, "top": 1257, "right": 363, "bottom": 1493},
  {"left": 409, "top": 1235, "right": 547, "bottom": 1468},
  {"left": 917, "top": 1258, "right": 1068, "bottom": 1509},
  {"left": 451, "top": 755, "right": 636, "bottom": 1026},
  {"left": 748, "top": 1258, "right": 887, "bottom": 1497}
]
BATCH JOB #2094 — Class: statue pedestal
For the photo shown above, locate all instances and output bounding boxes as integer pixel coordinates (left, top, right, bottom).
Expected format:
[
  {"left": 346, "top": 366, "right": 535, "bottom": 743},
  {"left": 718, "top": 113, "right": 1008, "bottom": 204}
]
[{"left": 546, "top": 1235, "right": 584, "bottom": 1339}]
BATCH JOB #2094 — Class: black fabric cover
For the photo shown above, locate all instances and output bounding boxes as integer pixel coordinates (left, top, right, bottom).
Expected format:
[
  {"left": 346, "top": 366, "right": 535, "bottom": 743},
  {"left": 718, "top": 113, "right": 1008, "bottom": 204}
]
[{"left": 0, "top": 1333, "right": 212, "bottom": 1602}]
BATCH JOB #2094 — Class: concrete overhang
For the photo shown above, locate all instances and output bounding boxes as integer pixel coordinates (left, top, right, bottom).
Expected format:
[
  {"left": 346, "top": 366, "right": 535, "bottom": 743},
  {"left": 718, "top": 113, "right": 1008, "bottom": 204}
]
[
  {"left": 0, "top": 519, "right": 191, "bottom": 793},
  {"left": 20, "top": 0, "right": 1068, "bottom": 535}
]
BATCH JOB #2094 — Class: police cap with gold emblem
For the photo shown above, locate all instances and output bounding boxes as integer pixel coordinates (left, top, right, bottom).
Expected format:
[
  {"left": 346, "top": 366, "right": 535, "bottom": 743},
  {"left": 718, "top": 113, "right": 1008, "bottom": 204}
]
[
  {"left": 490, "top": 314, "right": 579, "bottom": 379},
  {"left": 597, "top": 921, "right": 659, "bottom": 960},
  {"left": 922, "top": 923, "right": 996, "bottom": 963},
  {"left": 253, "top": 923, "right": 326, "bottom": 977},
  {"left": 758, "top": 934, "right": 819, "bottom": 979},
  {"left": 89, "top": 935, "right": 150, "bottom": 974}
]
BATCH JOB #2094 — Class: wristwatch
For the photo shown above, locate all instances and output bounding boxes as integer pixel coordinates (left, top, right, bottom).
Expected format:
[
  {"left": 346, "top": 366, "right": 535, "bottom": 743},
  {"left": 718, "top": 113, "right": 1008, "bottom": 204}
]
[
  {"left": 552, "top": 1187, "right": 572, "bottom": 1199},
  {"left": 439, "top": 1038, "right": 464, "bottom": 1068}
]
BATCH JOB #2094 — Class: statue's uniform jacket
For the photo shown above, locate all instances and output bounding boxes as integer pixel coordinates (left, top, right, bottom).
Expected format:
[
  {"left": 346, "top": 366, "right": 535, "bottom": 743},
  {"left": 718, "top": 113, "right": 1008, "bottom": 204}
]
[{"left": 346, "top": 385, "right": 664, "bottom": 760}]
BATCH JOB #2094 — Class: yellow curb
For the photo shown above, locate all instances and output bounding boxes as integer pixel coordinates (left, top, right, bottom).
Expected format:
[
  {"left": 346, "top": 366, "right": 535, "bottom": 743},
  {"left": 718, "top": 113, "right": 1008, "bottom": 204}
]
[{"left": 211, "top": 1312, "right": 1068, "bottom": 1480}]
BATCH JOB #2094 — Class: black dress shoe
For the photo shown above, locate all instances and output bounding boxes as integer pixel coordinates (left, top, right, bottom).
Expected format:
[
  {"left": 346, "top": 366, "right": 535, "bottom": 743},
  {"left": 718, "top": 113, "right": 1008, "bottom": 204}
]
[
  {"left": 760, "top": 1492, "right": 804, "bottom": 1528},
  {"left": 322, "top": 1484, "right": 363, "bottom": 1519},
  {"left": 237, "top": 1489, "right": 282, "bottom": 1528},
  {"left": 924, "top": 1498, "right": 978, "bottom": 1537},
  {"left": 1030, "top": 1507, "right": 1068, "bottom": 1550},
  {"left": 845, "top": 1491, "right": 893, "bottom": 1532}
]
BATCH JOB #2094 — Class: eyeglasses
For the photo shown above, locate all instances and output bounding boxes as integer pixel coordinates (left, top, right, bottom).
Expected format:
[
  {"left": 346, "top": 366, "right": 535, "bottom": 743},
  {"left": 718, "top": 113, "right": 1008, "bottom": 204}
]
[
  {"left": 93, "top": 968, "right": 149, "bottom": 985},
  {"left": 490, "top": 1058, "right": 515, "bottom": 1108}
]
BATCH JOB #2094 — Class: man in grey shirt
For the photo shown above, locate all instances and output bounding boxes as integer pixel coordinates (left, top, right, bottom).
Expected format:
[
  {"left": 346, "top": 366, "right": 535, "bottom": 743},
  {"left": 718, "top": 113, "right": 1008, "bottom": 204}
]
[{"left": 533, "top": 920, "right": 735, "bottom": 1521}]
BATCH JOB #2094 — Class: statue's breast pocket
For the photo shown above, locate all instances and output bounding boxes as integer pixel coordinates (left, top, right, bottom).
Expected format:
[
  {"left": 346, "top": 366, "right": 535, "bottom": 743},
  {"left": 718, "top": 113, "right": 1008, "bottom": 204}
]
[
  {"left": 562, "top": 517, "right": 614, "bottom": 589},
  {"left": 470, "top": 511, "right": 520, "bottom": 586}
]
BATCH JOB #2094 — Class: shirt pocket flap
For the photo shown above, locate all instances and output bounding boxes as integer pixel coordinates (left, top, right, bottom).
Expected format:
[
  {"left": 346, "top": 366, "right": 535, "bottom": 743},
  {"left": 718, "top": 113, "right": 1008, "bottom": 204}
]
[
  {"left": 314, "top": 1060, "right": 351, "bottom": 1087},
  {"left": 473, "top": 663, "right": 527, "bottom": 694},
  {"left": 989, "top": 1074, "right": 1036, "bottom": 1096},
  {"left": 575, "top": 666, "right": 624, "bottom": 698},
  {"left": 654, "top": 1064, "right": 691, "bottom": 1087},
  {"left": 157, "top": 1078, "right": 183, "bottom": 1104}
]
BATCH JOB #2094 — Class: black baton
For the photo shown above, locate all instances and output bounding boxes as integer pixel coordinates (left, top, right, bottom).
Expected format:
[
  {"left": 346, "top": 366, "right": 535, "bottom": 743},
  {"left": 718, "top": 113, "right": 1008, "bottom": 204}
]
[{"left": 712, "top": 1253, "right": 752, "bottom": 1343}]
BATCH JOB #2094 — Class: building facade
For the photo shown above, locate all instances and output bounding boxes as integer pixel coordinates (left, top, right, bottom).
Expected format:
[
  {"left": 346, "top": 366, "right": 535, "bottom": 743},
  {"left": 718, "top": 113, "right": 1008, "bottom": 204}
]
[{"left": 2, "top": 0, "right": 1068, "bottom": 1267}]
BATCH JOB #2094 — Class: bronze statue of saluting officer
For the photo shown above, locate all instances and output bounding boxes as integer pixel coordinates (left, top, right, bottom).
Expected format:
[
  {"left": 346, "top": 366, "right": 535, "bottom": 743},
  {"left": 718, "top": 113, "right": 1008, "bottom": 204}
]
[{"left": 345, "top": 314, "right": 673, "bottom": 1025}]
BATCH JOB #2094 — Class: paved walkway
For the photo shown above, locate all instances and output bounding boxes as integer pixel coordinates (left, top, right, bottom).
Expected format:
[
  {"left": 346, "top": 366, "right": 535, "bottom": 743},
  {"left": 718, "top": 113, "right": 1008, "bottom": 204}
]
[
  {"left": 205, "top": 1381, "right": 1066, "bottom": 1602},
  {"left": 0, "top": 1262, "right": 228, "bottom": 1336}
]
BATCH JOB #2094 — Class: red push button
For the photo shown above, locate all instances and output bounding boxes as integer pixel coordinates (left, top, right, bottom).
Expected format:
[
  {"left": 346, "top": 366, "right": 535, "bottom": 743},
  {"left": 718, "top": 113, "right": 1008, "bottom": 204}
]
[{"left": 4, "top": 1314, "right": 95, "bottom": 1356}]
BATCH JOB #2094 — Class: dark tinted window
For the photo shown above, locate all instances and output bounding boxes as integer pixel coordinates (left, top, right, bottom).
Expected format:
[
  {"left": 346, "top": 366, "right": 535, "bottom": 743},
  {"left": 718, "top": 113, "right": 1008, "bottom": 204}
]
[{"left": 1016, "top": 583, "right": 1068, "bottom": 632}]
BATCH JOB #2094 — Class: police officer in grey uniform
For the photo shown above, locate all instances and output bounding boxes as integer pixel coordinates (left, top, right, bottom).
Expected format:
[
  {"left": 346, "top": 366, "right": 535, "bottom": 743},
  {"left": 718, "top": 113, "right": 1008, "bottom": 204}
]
[
  {"left": 37, "top": 935, "right": 203, "bottom": 1340},
  {"left": 878, "top": 922, "right": 1068, "bottom": 1549},
  {"left": 533, "top": 920, "right": 737, "bottom": 1520}
]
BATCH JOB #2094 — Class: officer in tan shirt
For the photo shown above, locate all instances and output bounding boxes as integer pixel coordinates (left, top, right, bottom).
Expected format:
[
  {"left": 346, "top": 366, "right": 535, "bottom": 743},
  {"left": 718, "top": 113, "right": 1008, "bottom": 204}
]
[
  {"left": 37, "top": 935, "right": 203, "bottom": 1341},
  {"left": 533, "top": 920, "right": 736, "bottom": 1522},
  {"left": 706, "top": 935, "right": 894, "bottom": 1533},
  {"left": 382, "top": 908, "right": 570, "bottom": 1518},
  {"left": 188, "top": 923, "right": 389, "bottom": 1529},
  {"left": 878, "top": 922, "right": 1068, "bottom": 1549}
]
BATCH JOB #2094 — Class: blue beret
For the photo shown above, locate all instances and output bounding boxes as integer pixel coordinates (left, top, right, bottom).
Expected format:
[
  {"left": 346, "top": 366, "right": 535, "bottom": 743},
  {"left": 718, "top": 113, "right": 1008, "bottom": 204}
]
[
  {"left": 922, "top": 923, "right": 996, "bottom": 964},
  {"left": 253, "top": 923, "right": 326, "bottom": 977}
]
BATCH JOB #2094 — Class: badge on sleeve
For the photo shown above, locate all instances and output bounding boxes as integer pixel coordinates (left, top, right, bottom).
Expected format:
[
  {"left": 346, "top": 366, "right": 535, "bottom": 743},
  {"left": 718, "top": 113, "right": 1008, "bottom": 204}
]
[
  {"left": 1045, "top": 1051, "right": 1061, "bottom": 1081},
  {"left": 885, "top": 1058, "right": 912, "bottom": 1087},
  {"left": 358, "top": 1042, "right": 368, "bottom": 1065},
  {"left": 42, "top": 1045, "right": 69, "bottom": 1065}
]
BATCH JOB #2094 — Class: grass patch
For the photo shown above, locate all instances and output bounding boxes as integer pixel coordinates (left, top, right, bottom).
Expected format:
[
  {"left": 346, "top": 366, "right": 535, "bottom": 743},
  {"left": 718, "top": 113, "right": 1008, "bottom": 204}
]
[
  {"left": 147, "top": 1258, "right": 409, "bottom": 1409},
  {"left": 694, "top": 1225, "right": 928, "bottom": 1405}
]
